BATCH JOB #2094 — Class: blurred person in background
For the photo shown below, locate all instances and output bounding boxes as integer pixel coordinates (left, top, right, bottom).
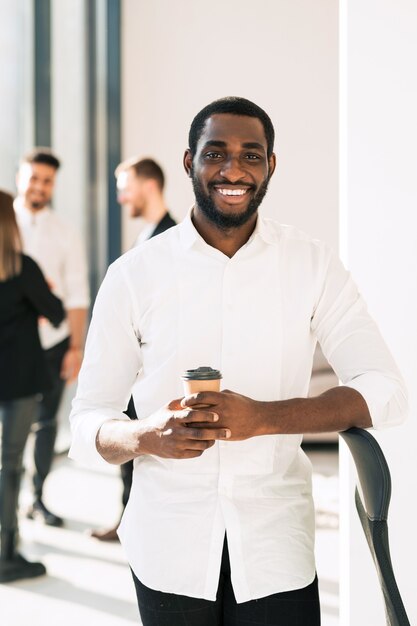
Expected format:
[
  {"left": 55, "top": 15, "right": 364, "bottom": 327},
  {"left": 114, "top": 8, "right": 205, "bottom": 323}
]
[
  {"left": 0, "top": 190, "right": 64, "bottom": 583},
  {"left": 14, "top": 149, "right": 90, "bottom": 527},
  {"left": 116, "top": 156, "right": 176, "bottom": 245},
  {"left": 90, "top": 156, "right": 176, "bottom": 541}
]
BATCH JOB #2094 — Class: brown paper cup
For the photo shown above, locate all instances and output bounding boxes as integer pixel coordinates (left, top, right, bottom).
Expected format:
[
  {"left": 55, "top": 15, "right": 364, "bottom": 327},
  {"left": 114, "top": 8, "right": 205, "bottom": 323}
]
[
  {"left": 181, "top": 366, "right": 222, "bottom": 399},
  {"left": 183, "top": 377, "right": 221, "bottom": 396}
]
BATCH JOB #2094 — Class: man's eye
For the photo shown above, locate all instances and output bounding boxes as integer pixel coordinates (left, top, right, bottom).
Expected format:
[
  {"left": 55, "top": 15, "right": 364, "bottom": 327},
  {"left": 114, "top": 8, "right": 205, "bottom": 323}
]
[
  {"left": 204, "top": 152, "right": 222, "bottom": 160},
  {"left": 245, "top": 154, "right": 261, "bottom": 161}
]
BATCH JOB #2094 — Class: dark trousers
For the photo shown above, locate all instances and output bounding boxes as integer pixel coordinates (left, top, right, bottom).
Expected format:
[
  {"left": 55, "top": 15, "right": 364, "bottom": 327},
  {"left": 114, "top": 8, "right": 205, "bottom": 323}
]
[
  {"left": 131, "top": 538, "right": 321, "bottom": 626},
  {"left": 120, "top": 396, "right": 136, "bottom": 509},
  {"left": 0, "top": 397, "right": 37, "bottom": 556},
  {"left": 121, "top": 460, "right": 133, "bottom": 508},
  {"left": 32, "top": 338, "right": 69, "bottom": 500}
]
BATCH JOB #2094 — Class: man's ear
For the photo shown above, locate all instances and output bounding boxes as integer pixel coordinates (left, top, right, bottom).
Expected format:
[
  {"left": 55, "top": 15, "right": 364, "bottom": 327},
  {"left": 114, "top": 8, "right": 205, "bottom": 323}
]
[
  {"left": 268, "top": 153, "right": 277, "bottom": 178},
  {"left": 183, "top": 149, "right": 193, "bottom": 177},
  {"left": 145, "top": 178, "right": 157, "bottom": 194}
]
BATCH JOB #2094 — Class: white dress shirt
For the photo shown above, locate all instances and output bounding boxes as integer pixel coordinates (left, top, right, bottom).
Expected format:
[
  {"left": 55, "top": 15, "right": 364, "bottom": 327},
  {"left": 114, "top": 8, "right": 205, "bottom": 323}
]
[
  {"left": 135, "top": 222, "right": 157, "bottom": 246},
  {"left": 15, "top": 201, "right": 90, "bottom": 349},
  {"left": 69, "top": 213, "right": 407, "bottom": 603}
]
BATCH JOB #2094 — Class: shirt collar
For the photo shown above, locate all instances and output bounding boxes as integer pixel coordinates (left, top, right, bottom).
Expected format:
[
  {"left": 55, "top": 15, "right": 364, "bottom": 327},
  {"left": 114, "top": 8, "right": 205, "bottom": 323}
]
[
  {"left": 178, "top": 207, "right": 279, "bottom": 251},
  {"left": 178, "top": 208, "right": 200, "bottom": 249},
  {"left": 251, "top": 214, "right": 279, "bottom": 246}
]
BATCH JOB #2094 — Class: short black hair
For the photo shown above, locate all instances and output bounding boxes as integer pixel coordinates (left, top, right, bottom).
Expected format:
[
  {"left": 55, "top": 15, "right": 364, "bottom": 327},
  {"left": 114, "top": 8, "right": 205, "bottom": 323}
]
[
  {"left": 21, "top": 148, "right": 61, "bottom": 170},
  {"left": 115, "top": 157, "right": 165, "bottom": 191},
  {"left": 188, "top": 96, "right": 275, "bottom": 159}
]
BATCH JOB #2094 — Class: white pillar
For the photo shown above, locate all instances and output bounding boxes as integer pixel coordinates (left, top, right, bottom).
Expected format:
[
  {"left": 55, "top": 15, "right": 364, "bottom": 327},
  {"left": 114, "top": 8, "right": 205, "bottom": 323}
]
[
  {"left": 0, "top": 0, "right": 33, "bottom": 191},
  {"left": 340, "top": 1, "right": 417, "bottom": 623},
  {"left": 51, "top": 0, "right": 88, "bottom": 238}
]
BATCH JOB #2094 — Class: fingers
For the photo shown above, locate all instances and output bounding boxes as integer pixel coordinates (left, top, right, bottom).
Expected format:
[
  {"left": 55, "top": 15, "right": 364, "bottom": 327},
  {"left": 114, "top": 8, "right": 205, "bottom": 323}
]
[
  {"left": 183, "top": 439, "right": 216, "bottom": 451},
  {"left": 160, "top": 421, "right": 230, "bottom": 441},
  {"left": 180, "top": 448, "right": 212, "bottom": 459},
  {"left": 167, "top": 397, "right": 186, "bottom": 411},
  {"left": 157, "top": 428, "right": 227, "bottom": 458},
  {"left": 181, "top": 392, "right": 220, "bottom": 409},
  {"left": 183, "top": 427, "right": 231, "bottom": 441},
  {"left": 177, "top": 409, "right": 219, "bottom": 424},
  {"left": 161, "top": 424, "right": 228, "bottom": 439}
]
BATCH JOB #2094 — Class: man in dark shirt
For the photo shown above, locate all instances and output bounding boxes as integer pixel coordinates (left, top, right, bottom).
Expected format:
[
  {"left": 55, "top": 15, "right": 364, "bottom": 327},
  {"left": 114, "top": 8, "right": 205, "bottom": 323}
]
[
  {"left": 116, "top": 156, "right": 176, "bottom": 245},
  {"left": 90, "top": 157, "right": 176, "bottom": 541}
]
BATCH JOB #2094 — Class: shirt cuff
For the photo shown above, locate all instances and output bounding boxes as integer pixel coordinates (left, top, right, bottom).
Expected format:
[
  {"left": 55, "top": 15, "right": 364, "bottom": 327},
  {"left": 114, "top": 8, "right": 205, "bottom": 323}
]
[
  {"left": 345, "top": 372, "right": 408, "bottom": 430},
  {"left": 69, "top": 409, "right": 130, "bottom": 469}
]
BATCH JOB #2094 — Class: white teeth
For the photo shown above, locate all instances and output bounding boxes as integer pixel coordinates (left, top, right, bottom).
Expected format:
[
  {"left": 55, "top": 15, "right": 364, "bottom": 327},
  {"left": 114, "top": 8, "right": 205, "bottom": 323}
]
[{"left": 217, "top": 188, "right": 247, "bottom": 196}]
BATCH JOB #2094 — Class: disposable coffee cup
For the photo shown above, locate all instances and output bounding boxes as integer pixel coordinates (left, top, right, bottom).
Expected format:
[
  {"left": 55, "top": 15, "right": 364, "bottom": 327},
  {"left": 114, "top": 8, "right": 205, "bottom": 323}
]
[{"left": 181, "top": 366, "right": 222, "bottom": 396}]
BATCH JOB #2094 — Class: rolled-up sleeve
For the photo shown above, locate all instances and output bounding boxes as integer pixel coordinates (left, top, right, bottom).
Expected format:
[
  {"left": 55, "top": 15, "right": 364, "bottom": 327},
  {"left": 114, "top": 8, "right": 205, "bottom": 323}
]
[
  {"left": 69, "top": 261, "right": 143, "bottom": 468},
  {"left": 311, "top": 247, "right": 408, "bottom": 429}
]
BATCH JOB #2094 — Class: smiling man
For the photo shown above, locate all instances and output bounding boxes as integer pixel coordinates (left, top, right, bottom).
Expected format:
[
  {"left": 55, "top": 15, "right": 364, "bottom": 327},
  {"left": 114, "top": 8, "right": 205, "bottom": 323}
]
[
  {"left": 189, "top": 114, "right": 272, "bottom": 227},
  {"left": 15, "top": 149, "right": 90, "bottom": 528},
  {"left": 69, "top": 97, "right": 407, "bottom": 626},
  {"left": 89, "top": 156, "right": 176, "bottom": 542}
]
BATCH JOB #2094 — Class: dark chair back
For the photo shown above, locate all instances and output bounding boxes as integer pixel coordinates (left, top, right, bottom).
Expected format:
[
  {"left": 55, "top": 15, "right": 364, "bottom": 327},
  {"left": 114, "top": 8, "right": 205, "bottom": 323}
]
[{"left": 339, "top": 427, "right": 410, "bottom": 626}]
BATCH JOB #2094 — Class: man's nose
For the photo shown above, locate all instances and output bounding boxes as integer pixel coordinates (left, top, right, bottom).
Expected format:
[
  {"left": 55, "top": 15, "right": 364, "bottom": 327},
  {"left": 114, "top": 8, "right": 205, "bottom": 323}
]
[
  {"left": 220, "top": 157, "right": 245, "bottom": 183},
  {"left": 33, "top": 180, "right": 46, "bottom": 191}
]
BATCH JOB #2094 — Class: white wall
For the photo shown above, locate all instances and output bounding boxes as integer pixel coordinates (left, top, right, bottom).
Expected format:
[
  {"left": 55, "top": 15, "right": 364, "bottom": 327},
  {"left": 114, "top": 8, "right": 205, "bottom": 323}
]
[
  {"left": 121, "top": 0, "right": 338, "bottom": 251},
  {"left": 340, "top": 0, "right": 417, "bottom": 623}
]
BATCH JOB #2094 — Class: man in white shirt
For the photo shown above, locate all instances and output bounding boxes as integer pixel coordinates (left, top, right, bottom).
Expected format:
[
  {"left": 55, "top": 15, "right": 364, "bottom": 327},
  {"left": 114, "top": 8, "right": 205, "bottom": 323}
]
[
  {"left": 90, "top": 156, "right": 176, "bottom": 542},
  {"left": 69, "top": 97, "right": 407, "bottom": 626},
  {"left": 15, "top": 149, "right": 90, "bottom": 527}
]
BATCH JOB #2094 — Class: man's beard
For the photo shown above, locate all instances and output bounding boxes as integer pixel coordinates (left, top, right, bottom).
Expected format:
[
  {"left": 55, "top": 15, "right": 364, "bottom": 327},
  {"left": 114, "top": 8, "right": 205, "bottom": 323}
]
[
  {"left": 27, "top": 193, "right": 49, "bottom": 211},
  {"left": 191, "top": 172, "right": 270, "bottom": 230},
  {"left": 131, "top": 205, "right": 143, "bottom": 218}
]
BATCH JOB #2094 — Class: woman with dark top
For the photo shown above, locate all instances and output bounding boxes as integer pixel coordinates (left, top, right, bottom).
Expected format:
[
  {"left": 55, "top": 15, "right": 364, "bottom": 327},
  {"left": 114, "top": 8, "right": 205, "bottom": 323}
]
[{"left": 0, "top": 190, "right": 65, "bottom": 583}]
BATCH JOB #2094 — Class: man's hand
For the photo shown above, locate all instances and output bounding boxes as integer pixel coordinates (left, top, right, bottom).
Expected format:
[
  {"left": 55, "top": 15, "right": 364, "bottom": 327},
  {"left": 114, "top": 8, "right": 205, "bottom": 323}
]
[
  {"left": 96, "top": 398, "right": 231, "bottom": 464},
  {"left": 61, "top": 348, "right": 83, "bottom": 383},
  {"left": 181, "top": 390, "right": 264, "bottom": 441},
  {"left": 181, "top": 387, "right": 374, "bottom": 439},
  {"left": 138, "top": 398, "right": 231, "bottom": 458},
  {"left": 97, "top": 387, "right": 373, "bottom": 465}
]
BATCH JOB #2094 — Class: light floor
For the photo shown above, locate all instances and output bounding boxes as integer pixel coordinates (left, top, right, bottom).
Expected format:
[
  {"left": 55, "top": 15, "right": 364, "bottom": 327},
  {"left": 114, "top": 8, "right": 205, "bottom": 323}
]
[{"left": 0, "top": 444, "right": 339, "bottom": 626}]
